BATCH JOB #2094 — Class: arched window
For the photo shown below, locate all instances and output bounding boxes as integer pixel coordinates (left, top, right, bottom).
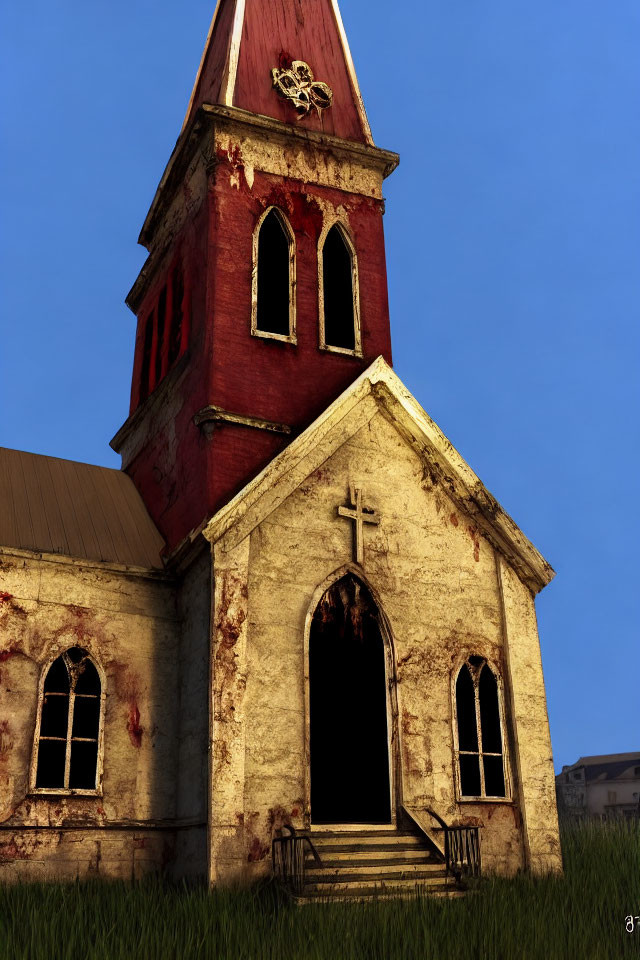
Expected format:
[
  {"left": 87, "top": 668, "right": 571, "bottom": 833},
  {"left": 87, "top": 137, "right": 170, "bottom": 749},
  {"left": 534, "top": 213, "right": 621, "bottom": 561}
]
[
  {"left": 251, "top": 207, "right": 296, "bottom": 342},
  {"left": 32, "top": 647, "right": 104, "bottom": 794},
  {"left": 454, "top": 657, "right": 507, "bottom": 799},
  {"left": 319, "top": 222, "right": 360, "bottom": 354}
]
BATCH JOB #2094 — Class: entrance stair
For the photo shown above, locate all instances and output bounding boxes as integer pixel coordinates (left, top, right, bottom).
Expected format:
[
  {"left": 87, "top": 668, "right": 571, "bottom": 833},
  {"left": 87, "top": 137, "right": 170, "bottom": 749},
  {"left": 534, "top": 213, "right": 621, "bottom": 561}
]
[{"left": 295, "top": 826, "right": 465, "bottom": 903}]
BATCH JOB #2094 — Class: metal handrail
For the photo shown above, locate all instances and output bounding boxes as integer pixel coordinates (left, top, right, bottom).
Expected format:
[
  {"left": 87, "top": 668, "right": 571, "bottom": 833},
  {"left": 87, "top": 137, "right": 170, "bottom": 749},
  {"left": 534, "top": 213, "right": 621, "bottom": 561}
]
[
  {"left": 420, "top": 806, "right": 482, "bottom": 880},
  {"left": 271, "top": 825, "right": 322, "bottom": 895}
]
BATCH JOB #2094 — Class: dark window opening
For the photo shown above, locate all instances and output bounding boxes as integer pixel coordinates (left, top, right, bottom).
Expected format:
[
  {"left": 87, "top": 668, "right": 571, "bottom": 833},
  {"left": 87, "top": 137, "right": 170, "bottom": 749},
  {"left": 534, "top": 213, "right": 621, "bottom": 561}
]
[
  {"left": 256, "top": 209, "right": 291, "bottom": 336},
  {"left": 456, "top": 664, "right": 478, "bottom": 752},
  {"left": 322, "top": 225, "right": 355, "bottom": 350},
  {"left": 168, "top": 265, "right": 185, "bottom": 367},
  {"left": 139, "top": 311, "right": 154, "bottom": 403},
  {"left": 35, "top": 647, "right": 102, "bottom": 792},
  {"left": 154, "top": 285, "right": 167, "bottom": 384},
  {"left": 455, "top": 659, "right": 506, "bottom": 798},
  {"left": 479, "top": 666, "right": 502, "bottom": 754},
  {"left": 460, "top": 754, "right": 481, "bottom": 797}
]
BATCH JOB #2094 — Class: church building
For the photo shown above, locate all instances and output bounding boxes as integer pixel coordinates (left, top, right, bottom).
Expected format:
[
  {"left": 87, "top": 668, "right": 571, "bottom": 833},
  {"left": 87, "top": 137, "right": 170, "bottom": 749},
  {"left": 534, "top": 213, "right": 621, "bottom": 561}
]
[{"left": 0, "top": 0, "right": 562, "bottom": 894}]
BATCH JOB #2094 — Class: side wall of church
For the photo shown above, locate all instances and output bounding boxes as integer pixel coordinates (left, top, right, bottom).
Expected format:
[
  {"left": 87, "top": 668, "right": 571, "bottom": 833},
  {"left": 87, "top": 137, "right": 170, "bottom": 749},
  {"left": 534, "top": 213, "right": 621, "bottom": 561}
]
[
  {"left": 0, "top": 549, "right": 181, "bottom": 881},
  {"left": 172, "top": 549, "right": 211, "bottom": 880},
  {"left": 209, "top": 409, "right": 561, "bottom": 883}
]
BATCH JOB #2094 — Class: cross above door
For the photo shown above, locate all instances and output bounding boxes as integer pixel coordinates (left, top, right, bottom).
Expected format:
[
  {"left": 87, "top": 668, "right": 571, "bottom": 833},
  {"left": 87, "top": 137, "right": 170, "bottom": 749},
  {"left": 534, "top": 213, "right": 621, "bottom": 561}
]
[{"left": 337, "top": 484, "right": 379, "bottom": 566}]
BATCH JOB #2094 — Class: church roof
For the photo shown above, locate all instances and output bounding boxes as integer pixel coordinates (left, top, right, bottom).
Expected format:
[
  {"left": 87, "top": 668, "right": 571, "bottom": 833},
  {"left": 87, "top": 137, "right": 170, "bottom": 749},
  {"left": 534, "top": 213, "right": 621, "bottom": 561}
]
[
  {"left": 0, "top": 448, "right": 165, "bottom": 570},
  {"left": 182, "top": 0, "right": 373, "bottom": 144},
  {"left": 203, "top": 357, "right": 556, "bottom": 594}
]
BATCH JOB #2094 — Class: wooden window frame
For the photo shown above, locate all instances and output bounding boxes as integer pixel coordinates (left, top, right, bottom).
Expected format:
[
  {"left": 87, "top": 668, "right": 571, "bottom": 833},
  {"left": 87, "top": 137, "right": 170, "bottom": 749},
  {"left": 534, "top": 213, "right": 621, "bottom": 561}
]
[
  {"left": 251, "top": 206, "right": 297, "bottom": 344},
  {"left": 451, "top": 656, "right": 512, "bottom": 803},
  {"left": 318, "top": 218, "right": 362, "bottom": 358},
  {"left": 29, "top": 648, "right": 106, "bottom": 797}
]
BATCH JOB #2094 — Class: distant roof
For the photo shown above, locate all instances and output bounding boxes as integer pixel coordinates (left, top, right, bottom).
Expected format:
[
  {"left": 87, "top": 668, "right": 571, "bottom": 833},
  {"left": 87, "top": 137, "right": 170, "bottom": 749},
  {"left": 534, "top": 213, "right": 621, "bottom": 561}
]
[
  {"left": 572, "top": 753, "right": 640, "bottom": 767},
  {"left": 558, "top": 752, "right": 640, "bottom": 782},
  {"left": 0, "top": 448, "right": 165, "bottom": 569}
]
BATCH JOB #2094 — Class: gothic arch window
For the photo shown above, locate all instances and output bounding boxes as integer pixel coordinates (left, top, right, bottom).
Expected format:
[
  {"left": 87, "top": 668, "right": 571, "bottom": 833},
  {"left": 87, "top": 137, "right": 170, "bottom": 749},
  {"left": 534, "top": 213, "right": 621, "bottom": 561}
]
[
  {"left": 31, "top": 648, "right": 105, "bottom": 794},
  {"left": 251, "top": 207, "right": 296, "bottom": 343},
  {"left": 318, "top": 221, "right": 361, "bottom": 355},
  {"left": 453, "top": 657, "right": 509, "bottom": 800}
]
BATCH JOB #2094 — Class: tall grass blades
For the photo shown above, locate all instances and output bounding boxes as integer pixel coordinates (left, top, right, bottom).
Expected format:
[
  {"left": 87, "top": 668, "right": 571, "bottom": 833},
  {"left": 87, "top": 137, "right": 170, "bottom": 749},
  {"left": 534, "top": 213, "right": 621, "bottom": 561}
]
[{"left": 0, "top": 818, "right": 638, "bottom": 960}]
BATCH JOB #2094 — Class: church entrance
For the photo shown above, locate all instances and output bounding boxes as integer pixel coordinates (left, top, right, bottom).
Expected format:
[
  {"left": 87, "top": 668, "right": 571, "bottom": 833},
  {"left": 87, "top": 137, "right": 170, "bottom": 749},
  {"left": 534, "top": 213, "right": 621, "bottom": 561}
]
[{"left": 309, "top": 574, "right": 392, "bottom": 824}]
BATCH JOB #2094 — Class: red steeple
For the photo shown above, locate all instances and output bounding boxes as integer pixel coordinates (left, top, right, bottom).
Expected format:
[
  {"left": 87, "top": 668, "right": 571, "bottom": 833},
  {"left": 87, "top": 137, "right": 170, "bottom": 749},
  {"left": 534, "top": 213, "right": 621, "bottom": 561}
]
[
  {"left": 112, "top": 0, "right": 398, "bottom": 558},
  {"left": 183, "top": 0, "right": 372, "bottom": 144}
]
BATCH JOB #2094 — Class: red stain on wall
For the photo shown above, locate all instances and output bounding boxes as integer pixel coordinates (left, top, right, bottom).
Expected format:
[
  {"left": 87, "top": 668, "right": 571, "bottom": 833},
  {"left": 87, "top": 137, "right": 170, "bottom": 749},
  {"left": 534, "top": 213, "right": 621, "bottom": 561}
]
[
  {"left": 247, "top": 836, "right": 269, "bottom": 862},
  {"left": 0, "top": 592, "right": 13, "bottom": 604},
  {"left": 449, "top": 513, "right": 459, "bottom": 527},
  {"left": 467, "top": 525, "right": 481, "bottom": 562},
  {"left": 127, "top": 705, "right": 144, "bottom": 748}
]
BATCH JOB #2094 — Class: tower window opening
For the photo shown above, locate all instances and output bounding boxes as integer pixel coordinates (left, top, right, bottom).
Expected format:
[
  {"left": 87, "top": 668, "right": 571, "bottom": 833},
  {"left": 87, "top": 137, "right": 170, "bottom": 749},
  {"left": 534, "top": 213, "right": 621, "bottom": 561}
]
[
  {"left": 32, "top": 647, "right": 104, "bottom": 794},
  {"left": 139, "top": 309, "right": 154, "bottom": 403},
  {"left": 168, "top": 265, "right": 185, "bottom": 367},
  {"left": 454, "top": 658, "right": 508, "bottom": 799},
  {"left": 319, "top": 223, "right": 360, "bottom": 354},
  {"left": 154, "top": 285, "right": 167, "bottom": 384},
  {"left": 252, "top": 207, "right": 295, "bottom": 341}
]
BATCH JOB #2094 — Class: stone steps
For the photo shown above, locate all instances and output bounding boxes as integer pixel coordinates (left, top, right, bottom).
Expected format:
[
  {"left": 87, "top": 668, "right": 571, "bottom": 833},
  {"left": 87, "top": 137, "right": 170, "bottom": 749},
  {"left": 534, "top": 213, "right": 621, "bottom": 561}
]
[{"left": 293, "top": 825, "right": 461, "bottom": 904}]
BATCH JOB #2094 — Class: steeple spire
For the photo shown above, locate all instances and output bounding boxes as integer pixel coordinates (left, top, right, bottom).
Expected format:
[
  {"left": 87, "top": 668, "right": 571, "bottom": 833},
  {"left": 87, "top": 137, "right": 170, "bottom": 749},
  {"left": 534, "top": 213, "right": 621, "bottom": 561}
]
[{"left": 182, "top": 0, "right": 373, "bottom": 144}]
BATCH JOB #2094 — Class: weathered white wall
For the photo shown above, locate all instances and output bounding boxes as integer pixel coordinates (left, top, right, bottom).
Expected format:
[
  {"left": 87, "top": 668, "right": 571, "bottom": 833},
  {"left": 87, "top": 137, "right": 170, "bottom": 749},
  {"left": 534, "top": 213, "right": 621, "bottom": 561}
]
[
  {"left": 172, "top": 549, "right": 211, "bottom": 879},
  {"left": 0, "top": 548, "right": 181, "bottom": 881},
  {"left": 209, "top": 410, "right": 561, "bottom": 881}
]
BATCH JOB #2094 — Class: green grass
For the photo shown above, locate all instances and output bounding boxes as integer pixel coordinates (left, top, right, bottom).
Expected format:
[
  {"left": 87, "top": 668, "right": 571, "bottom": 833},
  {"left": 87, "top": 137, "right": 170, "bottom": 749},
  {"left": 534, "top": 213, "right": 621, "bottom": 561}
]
[{"left": 1, "top": 819, "right": 638, "bottom": 960}]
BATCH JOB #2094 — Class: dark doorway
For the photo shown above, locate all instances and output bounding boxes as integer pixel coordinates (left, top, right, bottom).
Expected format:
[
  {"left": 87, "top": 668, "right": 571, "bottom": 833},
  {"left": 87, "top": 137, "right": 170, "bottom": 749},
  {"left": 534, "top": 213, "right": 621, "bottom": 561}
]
[{"left": 309, "top": 575, "right": 391, "bottom": 823}]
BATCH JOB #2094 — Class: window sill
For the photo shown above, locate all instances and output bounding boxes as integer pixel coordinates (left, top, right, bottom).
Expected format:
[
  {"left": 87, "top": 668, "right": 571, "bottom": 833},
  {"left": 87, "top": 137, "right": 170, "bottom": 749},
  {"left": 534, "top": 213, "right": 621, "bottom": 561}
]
[
  {"left": 456, "top": 796, "right": 513, "bottom": 804},
  {"left": 28, "top": 789, "right": 103, "bottom": 799},
  {"left": 319, "top": 343, "right": 363, "bottom": 358},
  {"left": 251, "top": 329, "right": 297, "bottom": 345}
]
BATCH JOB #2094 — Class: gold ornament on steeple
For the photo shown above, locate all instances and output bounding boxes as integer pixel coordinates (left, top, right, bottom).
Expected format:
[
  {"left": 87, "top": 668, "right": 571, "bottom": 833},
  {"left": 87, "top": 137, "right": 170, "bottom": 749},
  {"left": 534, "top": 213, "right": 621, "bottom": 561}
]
[{"left": 271, "top": 60, "right": 333, "bottom": 118}]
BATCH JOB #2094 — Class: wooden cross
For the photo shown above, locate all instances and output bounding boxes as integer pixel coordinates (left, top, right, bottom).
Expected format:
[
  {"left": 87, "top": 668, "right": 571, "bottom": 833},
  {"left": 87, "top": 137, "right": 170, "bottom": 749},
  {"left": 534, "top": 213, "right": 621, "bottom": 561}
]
[{"left": 337, "top": 484, "right": 379, "bottom": 566}]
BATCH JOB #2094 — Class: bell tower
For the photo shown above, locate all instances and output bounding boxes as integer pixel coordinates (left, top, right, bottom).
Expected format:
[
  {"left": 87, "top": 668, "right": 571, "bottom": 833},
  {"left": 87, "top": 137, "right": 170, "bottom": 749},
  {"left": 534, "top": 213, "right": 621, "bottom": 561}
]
[{"left": 111, "top": 0, "right": 399, "bottom": 555}]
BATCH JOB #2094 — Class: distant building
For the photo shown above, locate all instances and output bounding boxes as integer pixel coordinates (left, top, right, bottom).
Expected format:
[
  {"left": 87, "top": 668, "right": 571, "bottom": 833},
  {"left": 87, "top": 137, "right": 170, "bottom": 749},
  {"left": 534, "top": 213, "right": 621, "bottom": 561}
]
[{"left": 556, "top": 753, "right": 640, "bottom": 819}]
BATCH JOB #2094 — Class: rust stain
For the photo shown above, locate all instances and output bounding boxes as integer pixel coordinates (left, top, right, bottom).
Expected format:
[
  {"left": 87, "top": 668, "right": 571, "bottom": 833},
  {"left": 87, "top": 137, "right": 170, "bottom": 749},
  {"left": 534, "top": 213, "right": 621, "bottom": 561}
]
[
  {"left": 214, "top": 573, "right": 248, "bottom": 723},
  {"left": 126, "top": 705, "right": 144, "bottom": 748},
  {"left": 247, "top": 836, "right": 269, "bottom": 862},
  {"left": 449, "top": 513, "right": 459, "bottom": 527},
  {"left": 0, "top": 720, "right": 12, "bottom": 765},
  {"left": 466, "top": 525, "right": 481, "bottom": 562}
]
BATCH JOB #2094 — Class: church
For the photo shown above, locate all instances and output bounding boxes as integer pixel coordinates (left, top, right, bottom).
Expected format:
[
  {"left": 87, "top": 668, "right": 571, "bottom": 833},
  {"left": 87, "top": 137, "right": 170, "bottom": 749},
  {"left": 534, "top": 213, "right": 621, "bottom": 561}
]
[{"left": 0, "top": 0, "right": 562, "bottom": 895}]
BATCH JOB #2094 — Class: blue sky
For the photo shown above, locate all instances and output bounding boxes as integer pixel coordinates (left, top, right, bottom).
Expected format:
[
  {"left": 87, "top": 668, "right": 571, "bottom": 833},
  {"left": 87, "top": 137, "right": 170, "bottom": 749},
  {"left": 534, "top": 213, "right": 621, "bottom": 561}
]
[{"left": 2, "top": 0, "right": 638, "bottom": 771}]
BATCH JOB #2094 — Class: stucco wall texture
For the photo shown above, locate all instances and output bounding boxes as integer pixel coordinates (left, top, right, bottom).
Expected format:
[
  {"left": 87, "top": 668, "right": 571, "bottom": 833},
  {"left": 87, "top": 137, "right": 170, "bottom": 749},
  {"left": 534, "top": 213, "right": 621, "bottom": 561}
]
[
  {"left": 0, "top": 549, "right": 209, "bottom": 882},
  {"left": 208, "top": 408, "right": 562, "bottom": 884}
]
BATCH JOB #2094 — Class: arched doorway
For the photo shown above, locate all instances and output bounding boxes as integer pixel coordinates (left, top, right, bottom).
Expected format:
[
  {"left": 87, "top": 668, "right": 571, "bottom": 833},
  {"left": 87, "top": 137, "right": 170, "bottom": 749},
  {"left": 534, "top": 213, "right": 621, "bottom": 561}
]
[{"left": 309, "top": 574, "right": 392, "bottom": 823}]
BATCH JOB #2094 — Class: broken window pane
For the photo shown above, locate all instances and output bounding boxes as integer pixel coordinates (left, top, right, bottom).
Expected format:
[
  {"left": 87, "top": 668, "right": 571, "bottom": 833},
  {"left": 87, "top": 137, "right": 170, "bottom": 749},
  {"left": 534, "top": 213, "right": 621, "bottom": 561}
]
[
  {"left": 35, "top": 740, "right": 66, "bottom": 789},
  {"left": 40, "top": 694, "right": 69, "bottom": 739},
  {"left": 72, "top": 696, "right": 100, "bottom": 739},
  {"left": 44, "top": 657, "right": 69, "bottom": 694},
  {"left": 479, "top": 664, "right": 502, "bottom": 754},
  {"left": 74, "top": 659, "right": 100, "bottom": 696},
  {"left": 459, "top": 754, "right": 481, "bottom": 797},
  {"left": 69, "top": 742, "right": 99, "bottom": 790},
  {"left": 456, "top": 665, "right": 477, "bottom": 752},
  {"left": 483, "top": 755, "right": 506, "bottom": 797},
  {"left": 256, "top": 209, "right": 291, "bottom": 336},
  {"left": 322, "top": 225, "right": 355, "bottom": 350}
]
